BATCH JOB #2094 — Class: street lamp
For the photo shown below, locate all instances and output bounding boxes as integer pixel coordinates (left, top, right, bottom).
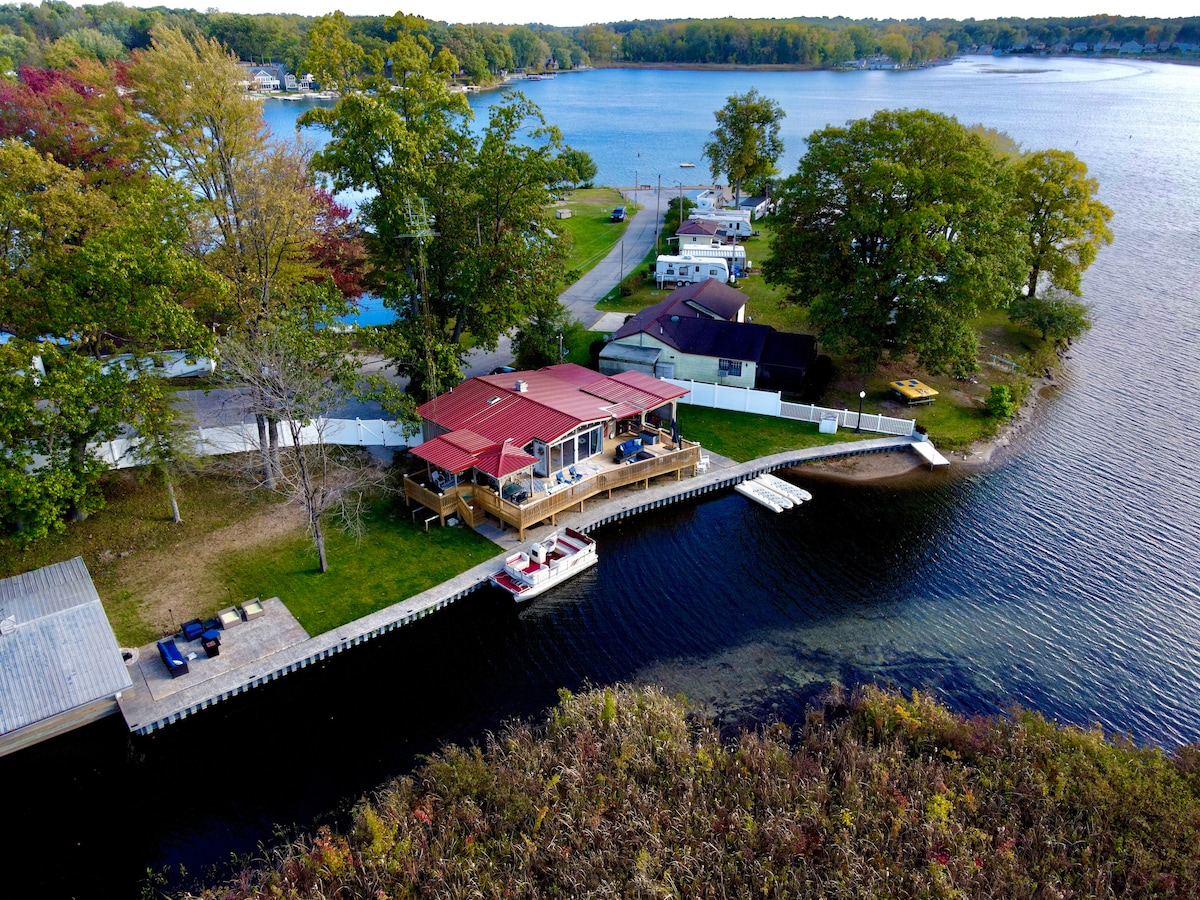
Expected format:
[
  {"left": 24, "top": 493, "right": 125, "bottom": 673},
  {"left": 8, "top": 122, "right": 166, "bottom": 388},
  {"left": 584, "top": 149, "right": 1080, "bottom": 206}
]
[{"left": 855, "top": 390, "right": 866, "bottom": 433}]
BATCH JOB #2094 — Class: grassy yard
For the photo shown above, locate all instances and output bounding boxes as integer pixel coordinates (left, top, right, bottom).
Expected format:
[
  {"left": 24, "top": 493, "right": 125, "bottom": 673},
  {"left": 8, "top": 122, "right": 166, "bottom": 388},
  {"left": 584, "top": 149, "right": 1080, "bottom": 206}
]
[
  {"left": 555, "top": 188, "right": 638, "bottom": 275},
  {"left": 676, "top": 405, "right": 872, "bottom": 463},
  {"left": 215, "top": 497, "right": 499, "bottom": 637},
  {"left": 0, "top": 471, "right": 498, "bottom": 645}
]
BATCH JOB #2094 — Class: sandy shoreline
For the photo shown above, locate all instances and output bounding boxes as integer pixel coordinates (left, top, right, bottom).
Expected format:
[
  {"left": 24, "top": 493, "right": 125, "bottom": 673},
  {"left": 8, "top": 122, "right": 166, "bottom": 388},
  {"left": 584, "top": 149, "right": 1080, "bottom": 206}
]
[{"left": 797, "top": 362, "right": 1061, "bottom": 484}]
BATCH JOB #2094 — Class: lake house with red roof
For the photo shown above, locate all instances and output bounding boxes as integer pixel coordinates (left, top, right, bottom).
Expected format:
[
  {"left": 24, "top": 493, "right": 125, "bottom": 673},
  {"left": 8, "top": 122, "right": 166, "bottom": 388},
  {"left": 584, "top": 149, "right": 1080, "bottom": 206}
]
[{"left": 404, "top": 364, "right": 700, "bottom": 538}]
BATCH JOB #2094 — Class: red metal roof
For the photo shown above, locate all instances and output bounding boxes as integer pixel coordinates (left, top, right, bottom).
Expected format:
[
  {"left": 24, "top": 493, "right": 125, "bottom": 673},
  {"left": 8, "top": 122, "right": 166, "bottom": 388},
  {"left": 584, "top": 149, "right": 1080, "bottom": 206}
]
[
  {"left": 410, "top": 433, "right": 482, "bottom": 473},
  {"left": 418, "top": 364, "right": 665, "bottom": 446},
  {"left": 473, "top": 440, "right": 538, "bottom": 478}
]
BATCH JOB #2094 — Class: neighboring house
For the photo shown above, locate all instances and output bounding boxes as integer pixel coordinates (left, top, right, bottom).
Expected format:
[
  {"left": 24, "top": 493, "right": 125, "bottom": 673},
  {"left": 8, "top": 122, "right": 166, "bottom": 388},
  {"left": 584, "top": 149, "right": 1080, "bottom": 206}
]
[
  {"left": 0, "top": 558, "right": 131, "bottom": 758},
  {"left": 252, "top": 69, "right": 280, "bottom": 91},
  {"left": 1072, "top": 42, "right": 1090, "bottom": 53},
  {"left": 600, "top": 281, "right": 816, "bottom": 393},
  {"left": 736, "top": 195, "right": 771, "bottom": 219},
  {"left": 676, "top": 217, "right": 724, "bottom": 251}
]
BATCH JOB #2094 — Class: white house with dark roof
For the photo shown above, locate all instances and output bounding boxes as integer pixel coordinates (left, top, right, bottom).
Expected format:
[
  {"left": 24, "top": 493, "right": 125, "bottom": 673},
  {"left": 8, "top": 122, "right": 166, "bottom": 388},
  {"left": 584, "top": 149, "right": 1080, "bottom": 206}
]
[{"left": 600, "top": 281, "right": 816, "bottom": 393}]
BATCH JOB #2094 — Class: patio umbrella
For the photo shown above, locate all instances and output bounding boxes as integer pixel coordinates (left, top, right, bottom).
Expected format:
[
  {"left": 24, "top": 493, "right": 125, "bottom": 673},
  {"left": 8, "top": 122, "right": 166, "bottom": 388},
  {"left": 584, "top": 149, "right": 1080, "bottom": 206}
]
[{"left": 671, "top": 419, "right": 680, "bottom": 445}]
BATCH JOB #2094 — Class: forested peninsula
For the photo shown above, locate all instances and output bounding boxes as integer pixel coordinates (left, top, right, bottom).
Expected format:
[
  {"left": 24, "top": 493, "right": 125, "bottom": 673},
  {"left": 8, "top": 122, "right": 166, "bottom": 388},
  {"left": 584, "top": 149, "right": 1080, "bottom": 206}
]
[{"left": 1, "top": 4, "right": 1198, "bottom": 83}]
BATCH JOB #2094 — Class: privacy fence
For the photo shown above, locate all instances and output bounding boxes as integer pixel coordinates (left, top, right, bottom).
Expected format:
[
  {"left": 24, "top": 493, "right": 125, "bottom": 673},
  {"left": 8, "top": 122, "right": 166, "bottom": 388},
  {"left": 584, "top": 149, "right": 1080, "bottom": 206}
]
[
  {"left": 663, "top": 378, "right": 916, "bottom": 437},
  {"left": 95, "top": 418, "right": 425, "bottom": 470}
]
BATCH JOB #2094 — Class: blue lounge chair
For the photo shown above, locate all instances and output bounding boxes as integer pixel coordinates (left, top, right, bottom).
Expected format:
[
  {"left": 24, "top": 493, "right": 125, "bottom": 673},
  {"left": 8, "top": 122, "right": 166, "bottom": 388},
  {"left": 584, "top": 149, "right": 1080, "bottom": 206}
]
[
  {"left": 556, "top": 471, "right": 567, "bottom": 486},
  {"left": 569, "top": 465, "right": 583, "bottom": 481}
]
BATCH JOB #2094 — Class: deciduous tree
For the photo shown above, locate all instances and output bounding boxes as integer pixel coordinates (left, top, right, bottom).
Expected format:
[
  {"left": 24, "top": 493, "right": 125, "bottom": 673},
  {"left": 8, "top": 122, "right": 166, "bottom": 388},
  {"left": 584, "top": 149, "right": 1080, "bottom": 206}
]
[
  {"left": 216, "top": 315, "right": 385, "bottom": 573},
  {"left": 702, "top": 89, "right": 785, "bottom": 203},
  {"left": 764, "top": 109, "right": 1027, "bottom": 375},
  {"left": 1013, "top": 148, "right": 1113, "bottom": 300}
]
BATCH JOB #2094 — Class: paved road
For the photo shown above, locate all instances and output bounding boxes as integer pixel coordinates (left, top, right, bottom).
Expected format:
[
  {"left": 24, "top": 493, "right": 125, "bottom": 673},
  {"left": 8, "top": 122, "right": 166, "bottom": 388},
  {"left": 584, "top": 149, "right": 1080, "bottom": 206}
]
[{"left": 559, "top": 187, "right": 667, "bottom": 328}]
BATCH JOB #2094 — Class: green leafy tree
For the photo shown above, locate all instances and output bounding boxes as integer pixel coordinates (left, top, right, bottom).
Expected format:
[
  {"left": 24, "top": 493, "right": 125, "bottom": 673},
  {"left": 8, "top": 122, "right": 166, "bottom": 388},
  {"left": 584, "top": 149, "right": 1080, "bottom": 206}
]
[
  {"left": 880, "top": 32, "right": 911, "bottom": 64},
  {"left": 1013, "top": 148, "right": 1113, "bottom": 299},
  {"left": 1008, "top": 287, "right": 1092, "bottom": 343},
  {"left": 512, "top": 297, "right": 577, "bottom": 370},
  {"left": 702, "top": 89, "right": 785, "bottom": 204},
  {"left": 0, "top": 343, "right": 132, "bottom": 536},
  {"left": 985, "top": 384, "right": 1018, "bottom": 419},
  {"left": 764, "top": 109, "right": 1027, "bottom": 375},
  {"left": 553, "top": 147, "right": 597, "bottom": 189}
]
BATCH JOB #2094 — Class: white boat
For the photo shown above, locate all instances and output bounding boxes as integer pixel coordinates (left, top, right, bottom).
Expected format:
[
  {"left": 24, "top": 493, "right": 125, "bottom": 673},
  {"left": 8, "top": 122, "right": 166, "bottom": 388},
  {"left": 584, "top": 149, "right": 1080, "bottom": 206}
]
[
  {"left": 679, "top": 162, "right": 696, "bottom": 168},
  {"left": 489, "top": 528, "right": 598, "bottom": 602},
  {"left": 757, "top": 472, "right": 813, "bottom": 504},
  {"left": 735, "top": 480, "right": 791, "bottom": 512}
]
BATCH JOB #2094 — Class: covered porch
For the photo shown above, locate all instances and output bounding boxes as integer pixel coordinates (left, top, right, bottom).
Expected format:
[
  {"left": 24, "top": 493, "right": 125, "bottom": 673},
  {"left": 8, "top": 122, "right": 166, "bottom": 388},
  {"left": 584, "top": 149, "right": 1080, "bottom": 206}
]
[{"left": 403, "top": 424, "right": 701, "bottom": 540}]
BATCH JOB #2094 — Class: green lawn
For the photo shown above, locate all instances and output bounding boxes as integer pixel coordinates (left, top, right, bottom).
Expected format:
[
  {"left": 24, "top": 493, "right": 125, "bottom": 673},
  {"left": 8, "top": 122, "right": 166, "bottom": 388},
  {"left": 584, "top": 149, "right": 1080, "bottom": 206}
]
[
  {"left": 216, "top": 498, "right": 499, "bottom": 636},
  {"left": 556, "top": 188, "right": 638, "bottom": 274},
  {"left": 677, "top": 405, "right": 872, "bottom": 463}
]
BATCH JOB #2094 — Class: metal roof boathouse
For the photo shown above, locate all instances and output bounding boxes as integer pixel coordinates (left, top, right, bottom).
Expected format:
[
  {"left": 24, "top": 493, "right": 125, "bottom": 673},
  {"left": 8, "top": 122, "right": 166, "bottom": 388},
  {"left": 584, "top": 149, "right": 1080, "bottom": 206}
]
[{"left": 0, "top": 558, "right": 131, "bottom": 758}]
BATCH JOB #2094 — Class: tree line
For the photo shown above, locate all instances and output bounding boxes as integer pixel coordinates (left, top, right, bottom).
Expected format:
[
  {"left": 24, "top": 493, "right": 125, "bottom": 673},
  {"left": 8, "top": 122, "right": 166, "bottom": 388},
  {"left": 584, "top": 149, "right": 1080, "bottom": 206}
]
[
  {"left": 0, "top": 21, "right": 585, "bottom": 562},
  {"left": 2, "top": 5, "right": 1199, "bottom": 82}
]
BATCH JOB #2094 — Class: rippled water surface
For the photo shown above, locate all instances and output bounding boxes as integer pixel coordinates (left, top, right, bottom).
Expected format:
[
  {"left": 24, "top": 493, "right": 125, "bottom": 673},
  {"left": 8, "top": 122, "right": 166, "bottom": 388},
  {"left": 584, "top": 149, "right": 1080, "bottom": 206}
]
[{"left": 8, "top": 58, "right": 1200, "bottom": 897}]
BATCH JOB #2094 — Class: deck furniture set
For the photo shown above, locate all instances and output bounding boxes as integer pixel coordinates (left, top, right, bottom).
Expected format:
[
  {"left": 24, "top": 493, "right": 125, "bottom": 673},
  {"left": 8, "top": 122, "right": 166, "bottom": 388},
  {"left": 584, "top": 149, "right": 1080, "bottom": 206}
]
[{"left": 157, "top": 599, "right": 266, "bottom": 677}]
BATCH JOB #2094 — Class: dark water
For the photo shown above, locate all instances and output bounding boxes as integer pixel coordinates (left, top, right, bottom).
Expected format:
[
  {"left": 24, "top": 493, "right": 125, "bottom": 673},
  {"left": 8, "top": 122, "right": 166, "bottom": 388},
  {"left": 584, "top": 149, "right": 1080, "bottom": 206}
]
[{"left": 7, "top": 59, "right": 1200, "bottom": 897}]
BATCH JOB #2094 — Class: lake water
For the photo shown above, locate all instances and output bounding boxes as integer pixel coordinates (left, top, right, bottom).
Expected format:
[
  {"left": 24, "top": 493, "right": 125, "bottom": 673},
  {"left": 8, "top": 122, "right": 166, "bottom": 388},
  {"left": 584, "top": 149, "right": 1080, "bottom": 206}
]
[{"left": 8, "top": 59, "right": 1200, "bottom": 897}]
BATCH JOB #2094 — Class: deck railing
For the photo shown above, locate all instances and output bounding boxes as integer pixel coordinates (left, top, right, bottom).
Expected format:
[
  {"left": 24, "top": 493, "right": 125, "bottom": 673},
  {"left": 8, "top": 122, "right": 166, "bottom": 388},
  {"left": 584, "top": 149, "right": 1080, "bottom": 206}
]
[
  {"left": 402, "top": 476, "right": 459, "bottom": 524},
  {"left": 472, "top": 442, "right": 701, "bottom": 538}
]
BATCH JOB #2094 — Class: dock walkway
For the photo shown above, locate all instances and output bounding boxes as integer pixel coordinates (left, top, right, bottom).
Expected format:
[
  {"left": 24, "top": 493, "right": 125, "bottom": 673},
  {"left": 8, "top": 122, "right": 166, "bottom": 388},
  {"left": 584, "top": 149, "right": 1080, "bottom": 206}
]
[{"left": 118, "top": 435, "right": 933, "bottom": 734}]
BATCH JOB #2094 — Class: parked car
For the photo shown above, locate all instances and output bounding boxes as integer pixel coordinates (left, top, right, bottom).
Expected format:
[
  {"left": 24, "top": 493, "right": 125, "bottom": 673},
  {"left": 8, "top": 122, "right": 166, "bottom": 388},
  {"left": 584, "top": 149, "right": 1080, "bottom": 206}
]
[{"left": 610, "top": 206, "right": 626, "bottom": 222}]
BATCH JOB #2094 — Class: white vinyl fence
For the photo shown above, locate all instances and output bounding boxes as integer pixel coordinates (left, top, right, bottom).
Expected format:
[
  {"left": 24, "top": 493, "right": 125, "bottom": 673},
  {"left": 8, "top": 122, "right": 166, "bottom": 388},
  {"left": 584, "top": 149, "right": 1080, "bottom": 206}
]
[
  {"left": 664, "top": 378, "right": 915, "bottom": 437},
  {"left": 95, "top": 418, "right": 424, "bottom": 470}
]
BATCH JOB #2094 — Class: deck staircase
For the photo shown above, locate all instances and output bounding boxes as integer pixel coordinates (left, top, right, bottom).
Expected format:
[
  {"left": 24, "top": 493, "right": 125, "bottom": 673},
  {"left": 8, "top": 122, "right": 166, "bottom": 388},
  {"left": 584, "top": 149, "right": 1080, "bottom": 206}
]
[{"left": 457, "top": 493, "right": 486, "bottom": 528}]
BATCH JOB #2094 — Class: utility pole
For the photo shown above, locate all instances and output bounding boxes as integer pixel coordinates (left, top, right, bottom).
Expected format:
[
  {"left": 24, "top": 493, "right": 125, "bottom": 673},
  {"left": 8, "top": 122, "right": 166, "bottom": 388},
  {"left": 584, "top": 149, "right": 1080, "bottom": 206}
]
[
  {"left": 401, "top": 198, "right": 440, "bottom": 401},
  {"left": 655, "top": 174, "right": 661, "bottom": 254}
]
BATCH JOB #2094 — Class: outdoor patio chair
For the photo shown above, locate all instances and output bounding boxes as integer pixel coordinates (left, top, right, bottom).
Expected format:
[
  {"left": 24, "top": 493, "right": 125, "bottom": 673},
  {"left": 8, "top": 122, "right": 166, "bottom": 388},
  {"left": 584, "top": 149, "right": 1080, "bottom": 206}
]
[
  {"left": 696, "top": 454, "right": 710, "bottom": 474},
  {"left": 181, "top": 619, "right": 205, "bottom": 641},
  {"left": 569, "top": 465, "right": 583, "bottom": 481},
  {"left": 556, "top": 471, "right": 567, "bottom": 486}
]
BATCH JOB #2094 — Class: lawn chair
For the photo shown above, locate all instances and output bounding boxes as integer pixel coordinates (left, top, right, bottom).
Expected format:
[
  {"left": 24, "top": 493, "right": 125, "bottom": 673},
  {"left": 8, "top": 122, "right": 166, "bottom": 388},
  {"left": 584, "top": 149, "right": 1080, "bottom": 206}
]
[
  {"left": 569, "top": 465, "right": 583, "bottom": 482},
  {"left": 556, "top": 471, "right": 567, "bottom": 486}
]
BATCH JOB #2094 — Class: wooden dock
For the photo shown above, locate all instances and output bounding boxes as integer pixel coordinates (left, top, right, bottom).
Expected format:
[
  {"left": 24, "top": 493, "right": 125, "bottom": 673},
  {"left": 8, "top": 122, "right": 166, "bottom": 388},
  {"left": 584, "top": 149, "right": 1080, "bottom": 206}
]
[{"left": 118, "top": 435, "right": 937, "bottom": 735}]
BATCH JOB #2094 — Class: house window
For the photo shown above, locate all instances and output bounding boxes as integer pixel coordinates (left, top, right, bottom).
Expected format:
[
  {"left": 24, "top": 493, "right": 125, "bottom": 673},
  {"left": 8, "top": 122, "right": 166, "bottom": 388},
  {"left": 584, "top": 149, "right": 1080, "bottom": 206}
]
[{"left": 719, "top": 359, "right": 743, "bottom": 377}]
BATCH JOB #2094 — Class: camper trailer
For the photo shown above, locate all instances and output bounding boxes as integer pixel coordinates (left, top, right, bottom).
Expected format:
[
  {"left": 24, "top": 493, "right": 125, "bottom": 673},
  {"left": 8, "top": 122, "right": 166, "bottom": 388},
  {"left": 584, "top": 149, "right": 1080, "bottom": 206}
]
[
  {"left": 654, "top": 255, "right": 729, "bottom": 286},
  {"left": 681, "top": 245, "right": 751, "bottom": 273},
  {"left": 688, "top": 211, "right": 753, "bottom": 237}
]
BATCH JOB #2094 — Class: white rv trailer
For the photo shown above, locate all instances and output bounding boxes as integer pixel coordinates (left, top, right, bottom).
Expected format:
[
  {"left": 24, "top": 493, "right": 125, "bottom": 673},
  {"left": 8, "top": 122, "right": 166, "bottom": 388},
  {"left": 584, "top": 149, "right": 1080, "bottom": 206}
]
[
  {"left": 680, "top": 245, "right": 751, "bottom": 271},
  {"left": 653, "top": 255, "right": 729, "bottom": 286},
  {"left": 688, "top": 211, "right": 753, "bottom": 236}
]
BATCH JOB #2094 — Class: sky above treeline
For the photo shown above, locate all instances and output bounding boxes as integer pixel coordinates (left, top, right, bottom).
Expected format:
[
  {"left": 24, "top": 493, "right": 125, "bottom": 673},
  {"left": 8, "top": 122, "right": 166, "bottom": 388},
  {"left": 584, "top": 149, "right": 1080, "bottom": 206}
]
[{"left": 128, "top": 1, "right": 1197, "bottom": 28}]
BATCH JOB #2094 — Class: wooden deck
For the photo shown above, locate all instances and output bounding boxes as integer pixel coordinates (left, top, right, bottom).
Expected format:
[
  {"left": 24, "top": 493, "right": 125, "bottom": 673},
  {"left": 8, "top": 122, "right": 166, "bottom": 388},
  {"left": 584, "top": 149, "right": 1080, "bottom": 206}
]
[{"left": 405, "top": 432, "right": 701, "bottom": 539}]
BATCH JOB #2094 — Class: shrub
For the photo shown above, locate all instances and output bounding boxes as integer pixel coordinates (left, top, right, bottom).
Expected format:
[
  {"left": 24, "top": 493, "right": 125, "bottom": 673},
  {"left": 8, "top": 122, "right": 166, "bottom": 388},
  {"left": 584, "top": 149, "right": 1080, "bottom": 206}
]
[
  {"left": 192, "top": 685, "right": 1200, "bottom": 900},
  {"left": 985, "top": 384, "right": 1018, "bottom": 419}
]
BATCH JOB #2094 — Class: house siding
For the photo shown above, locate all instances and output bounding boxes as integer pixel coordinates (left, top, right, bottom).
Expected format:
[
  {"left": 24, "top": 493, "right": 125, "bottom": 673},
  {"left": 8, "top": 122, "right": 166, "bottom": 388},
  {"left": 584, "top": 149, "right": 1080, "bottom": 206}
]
[{"left": 609, "top": 334, "right": 757, "bottom": 388}]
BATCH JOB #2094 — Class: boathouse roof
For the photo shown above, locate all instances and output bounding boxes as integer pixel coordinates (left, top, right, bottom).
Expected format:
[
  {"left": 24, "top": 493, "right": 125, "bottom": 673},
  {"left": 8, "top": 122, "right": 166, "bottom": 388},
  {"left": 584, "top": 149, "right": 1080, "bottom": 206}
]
[{"left": 0, "top": 557, "right": 130, "bottom": 756}]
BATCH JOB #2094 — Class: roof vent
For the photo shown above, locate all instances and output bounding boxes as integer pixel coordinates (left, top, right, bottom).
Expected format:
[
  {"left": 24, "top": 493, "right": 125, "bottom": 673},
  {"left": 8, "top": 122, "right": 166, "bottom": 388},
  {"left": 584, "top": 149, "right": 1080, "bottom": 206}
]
[
  {"left": 514, "top": 379, "right": 528, "bottom": 392},
  {"left": 487, "top": 396, "right": 501, "bottom": 405}
]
